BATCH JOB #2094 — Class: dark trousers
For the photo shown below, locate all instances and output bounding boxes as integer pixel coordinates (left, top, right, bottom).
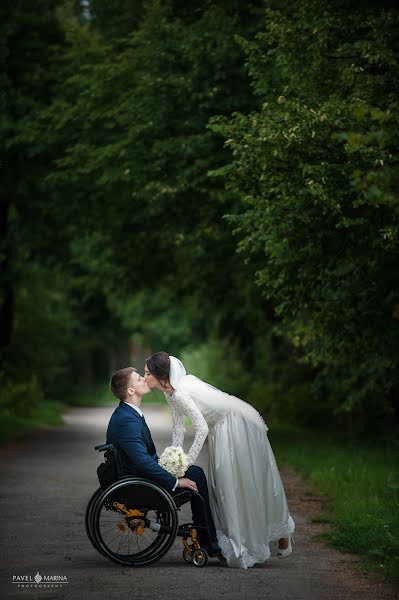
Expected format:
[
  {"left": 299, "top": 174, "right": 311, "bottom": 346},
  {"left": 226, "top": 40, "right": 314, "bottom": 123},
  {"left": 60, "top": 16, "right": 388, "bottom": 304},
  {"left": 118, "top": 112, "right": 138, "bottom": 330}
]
[{"left": 172, "top": 465, "right": 217, "bottom": 544}]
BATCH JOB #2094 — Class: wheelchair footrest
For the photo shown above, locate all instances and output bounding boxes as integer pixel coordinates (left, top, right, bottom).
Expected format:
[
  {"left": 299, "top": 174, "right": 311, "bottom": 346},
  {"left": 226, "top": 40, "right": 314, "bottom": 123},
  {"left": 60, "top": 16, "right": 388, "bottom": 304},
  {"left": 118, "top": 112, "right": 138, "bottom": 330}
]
[{"left": 177, "top": 523, "right": 207, "bottom": 537}]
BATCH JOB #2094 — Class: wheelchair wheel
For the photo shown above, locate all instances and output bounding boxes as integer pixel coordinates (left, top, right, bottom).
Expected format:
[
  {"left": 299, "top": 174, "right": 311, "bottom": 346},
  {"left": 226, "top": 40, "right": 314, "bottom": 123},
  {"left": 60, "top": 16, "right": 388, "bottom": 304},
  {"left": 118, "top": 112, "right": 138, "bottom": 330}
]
[
  {"left": 182, "top": 548, "right": 193, "bottom": 563},
  {"left": 92, "top": 478, "right": 178, "bottom": 566},
  {"left": 85, "top": 478, "right": 133, "bottom": 556},
  {"left": 85, "top": 487, "right": 106, "bottom": 556},
  {"left": 192, "top": 548, "right": 208, "bottom": 567}
]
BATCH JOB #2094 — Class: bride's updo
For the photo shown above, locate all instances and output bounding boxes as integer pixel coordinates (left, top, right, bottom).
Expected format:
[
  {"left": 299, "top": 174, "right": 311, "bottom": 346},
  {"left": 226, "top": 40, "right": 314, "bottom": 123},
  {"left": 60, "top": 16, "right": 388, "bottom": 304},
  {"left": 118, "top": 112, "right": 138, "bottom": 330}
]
[{"left": 146, "top": 351, "right": 170, "bottom": 386}]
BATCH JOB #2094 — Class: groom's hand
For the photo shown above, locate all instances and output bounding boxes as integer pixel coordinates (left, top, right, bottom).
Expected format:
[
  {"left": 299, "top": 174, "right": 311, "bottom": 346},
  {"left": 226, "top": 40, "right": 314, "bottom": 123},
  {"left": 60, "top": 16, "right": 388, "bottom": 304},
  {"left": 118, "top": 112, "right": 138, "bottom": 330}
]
[{"left": 177, "top": 478, "right": 198, "bottom": 492}]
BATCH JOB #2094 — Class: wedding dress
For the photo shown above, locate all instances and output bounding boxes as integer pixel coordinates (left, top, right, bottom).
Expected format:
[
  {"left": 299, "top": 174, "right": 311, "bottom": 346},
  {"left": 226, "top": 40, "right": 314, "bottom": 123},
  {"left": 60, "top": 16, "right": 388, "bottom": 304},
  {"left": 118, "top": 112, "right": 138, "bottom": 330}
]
[{"left": 165, "top": 371, "right": 295, "bottom": 569}]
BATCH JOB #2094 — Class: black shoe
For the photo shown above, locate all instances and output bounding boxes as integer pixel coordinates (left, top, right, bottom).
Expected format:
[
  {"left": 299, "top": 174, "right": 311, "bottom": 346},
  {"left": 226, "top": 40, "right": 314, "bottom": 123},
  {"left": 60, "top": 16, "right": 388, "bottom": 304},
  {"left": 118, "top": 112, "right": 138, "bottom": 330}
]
[{"left": 201, "top": 541, "right": 222, "bottom": 557}]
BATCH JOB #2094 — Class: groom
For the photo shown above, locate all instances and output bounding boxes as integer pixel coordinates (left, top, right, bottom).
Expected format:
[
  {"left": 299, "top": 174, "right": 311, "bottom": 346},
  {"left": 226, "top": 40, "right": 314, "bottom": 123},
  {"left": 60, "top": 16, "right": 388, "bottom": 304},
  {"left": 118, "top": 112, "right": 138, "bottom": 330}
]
[{"left": 106, "top": 367, "right": 220, "bottom": 554}]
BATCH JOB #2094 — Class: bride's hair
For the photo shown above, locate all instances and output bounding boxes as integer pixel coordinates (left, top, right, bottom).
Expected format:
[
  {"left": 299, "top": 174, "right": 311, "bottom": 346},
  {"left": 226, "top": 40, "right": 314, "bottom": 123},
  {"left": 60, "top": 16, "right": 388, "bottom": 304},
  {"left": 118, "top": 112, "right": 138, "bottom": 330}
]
[{"left": 146, "top": 351, "right": 170, "bottom": 387}]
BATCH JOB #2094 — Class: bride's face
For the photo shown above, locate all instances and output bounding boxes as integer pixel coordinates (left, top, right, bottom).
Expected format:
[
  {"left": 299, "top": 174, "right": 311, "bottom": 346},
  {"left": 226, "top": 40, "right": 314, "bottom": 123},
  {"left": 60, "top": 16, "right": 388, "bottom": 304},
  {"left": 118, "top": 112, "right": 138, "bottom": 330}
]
[{"left": 144, "top": 364, "right": 161, "bottom": 390}]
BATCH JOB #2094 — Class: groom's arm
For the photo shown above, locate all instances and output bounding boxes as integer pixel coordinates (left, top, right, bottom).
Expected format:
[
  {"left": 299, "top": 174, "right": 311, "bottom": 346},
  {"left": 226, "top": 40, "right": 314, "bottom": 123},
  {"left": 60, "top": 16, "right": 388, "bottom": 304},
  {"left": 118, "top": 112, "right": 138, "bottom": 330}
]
[{"left": 118, "top": 418, "right": 177, "bottom": 491}]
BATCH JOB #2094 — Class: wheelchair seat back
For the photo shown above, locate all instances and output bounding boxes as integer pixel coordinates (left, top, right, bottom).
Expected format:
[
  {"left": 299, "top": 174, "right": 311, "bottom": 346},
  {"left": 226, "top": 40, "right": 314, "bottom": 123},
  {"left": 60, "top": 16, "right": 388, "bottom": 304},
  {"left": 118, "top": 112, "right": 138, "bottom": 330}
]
[{"left": 96, "top": 443, "right": 125, "bottom": 489}]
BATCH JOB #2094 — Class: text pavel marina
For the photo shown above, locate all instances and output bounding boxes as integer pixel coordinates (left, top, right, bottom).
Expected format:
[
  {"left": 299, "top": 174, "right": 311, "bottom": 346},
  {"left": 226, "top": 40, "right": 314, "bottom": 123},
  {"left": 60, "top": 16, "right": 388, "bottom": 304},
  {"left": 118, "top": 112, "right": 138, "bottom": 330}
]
[{"left": 11, "top": 572, "right": 69, "bottom": 589}]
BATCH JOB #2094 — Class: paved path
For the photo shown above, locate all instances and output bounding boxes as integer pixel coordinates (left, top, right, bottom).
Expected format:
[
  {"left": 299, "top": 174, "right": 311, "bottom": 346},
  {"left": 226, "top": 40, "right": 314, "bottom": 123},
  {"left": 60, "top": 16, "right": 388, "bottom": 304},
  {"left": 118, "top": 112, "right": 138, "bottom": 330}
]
[{"left": 0, "top": 405, "right": 396, "bottom": 600}]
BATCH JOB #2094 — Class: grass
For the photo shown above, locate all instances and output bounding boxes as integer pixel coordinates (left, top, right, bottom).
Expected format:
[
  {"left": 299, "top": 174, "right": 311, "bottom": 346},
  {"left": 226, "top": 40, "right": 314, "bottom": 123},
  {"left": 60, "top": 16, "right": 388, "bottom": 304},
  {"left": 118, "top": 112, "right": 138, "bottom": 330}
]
[
  {"left": 270, "top": 425, "right": 399, "bottom": 585},
  {"left": 0, "top": 401, "right": 64, "bottom": 444}
]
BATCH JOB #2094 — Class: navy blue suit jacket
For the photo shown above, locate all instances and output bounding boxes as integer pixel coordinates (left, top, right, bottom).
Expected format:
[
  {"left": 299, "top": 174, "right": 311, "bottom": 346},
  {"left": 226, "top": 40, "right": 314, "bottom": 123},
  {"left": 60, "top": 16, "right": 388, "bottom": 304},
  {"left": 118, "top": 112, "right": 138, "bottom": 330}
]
[{"left": 106, "top": 401, "right": 176, "bottom": 491}]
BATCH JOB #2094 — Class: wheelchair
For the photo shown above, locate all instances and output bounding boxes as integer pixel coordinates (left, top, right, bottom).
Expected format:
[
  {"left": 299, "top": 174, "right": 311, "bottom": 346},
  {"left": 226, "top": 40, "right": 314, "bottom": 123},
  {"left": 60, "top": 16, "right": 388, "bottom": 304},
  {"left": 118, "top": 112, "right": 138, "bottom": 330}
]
[{"left": 85, "top": 443, "right": 216, "bottom": 567}]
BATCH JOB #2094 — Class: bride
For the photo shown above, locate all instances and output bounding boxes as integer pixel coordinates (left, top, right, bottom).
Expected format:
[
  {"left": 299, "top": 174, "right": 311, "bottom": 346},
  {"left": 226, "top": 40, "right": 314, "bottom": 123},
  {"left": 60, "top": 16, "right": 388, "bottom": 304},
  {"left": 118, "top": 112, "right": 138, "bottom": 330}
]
[{"left": 144, "top": 351, "right": 295, "bottom": 569}]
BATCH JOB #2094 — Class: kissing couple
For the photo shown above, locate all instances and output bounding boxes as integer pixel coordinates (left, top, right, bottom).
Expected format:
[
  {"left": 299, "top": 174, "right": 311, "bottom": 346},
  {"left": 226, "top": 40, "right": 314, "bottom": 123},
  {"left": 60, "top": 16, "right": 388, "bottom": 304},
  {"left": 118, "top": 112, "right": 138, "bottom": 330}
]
[{"left": 106, "top": 351, "right": 295, "bottom": 569}]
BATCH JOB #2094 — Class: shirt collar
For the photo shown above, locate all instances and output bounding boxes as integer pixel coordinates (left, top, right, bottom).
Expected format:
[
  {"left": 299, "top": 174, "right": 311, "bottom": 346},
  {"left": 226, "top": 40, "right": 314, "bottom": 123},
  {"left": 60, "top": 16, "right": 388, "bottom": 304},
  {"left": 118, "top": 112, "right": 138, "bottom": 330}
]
[{"left": 123, "top": 402, "right": 143, "bottom": 418}]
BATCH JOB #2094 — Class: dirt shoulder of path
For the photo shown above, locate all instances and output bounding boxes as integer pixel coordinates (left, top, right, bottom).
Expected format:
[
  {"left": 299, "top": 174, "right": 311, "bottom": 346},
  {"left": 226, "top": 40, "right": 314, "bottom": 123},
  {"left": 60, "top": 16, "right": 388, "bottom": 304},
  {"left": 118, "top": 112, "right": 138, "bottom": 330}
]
[{"left": 281, "top": 465, "right": 397, "bottom": 600}]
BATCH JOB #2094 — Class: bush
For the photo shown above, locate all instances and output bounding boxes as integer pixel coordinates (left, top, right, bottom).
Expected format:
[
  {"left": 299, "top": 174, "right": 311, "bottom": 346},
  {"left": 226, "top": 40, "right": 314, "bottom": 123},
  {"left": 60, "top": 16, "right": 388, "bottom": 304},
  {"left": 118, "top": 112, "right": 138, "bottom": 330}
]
[
  {"left": 0, "top": 375, "right": 45, "bottom": 418},
  {"left": 182, "top": 337, "right": 251, "bottom": 398}
]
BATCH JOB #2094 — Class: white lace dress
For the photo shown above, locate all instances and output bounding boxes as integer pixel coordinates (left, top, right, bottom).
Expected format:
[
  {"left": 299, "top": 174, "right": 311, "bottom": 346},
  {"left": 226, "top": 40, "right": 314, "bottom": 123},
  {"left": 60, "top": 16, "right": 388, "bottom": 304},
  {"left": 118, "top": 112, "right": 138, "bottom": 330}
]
[{"left": 165, "top": 374, "right": 295, "bottom": 569}]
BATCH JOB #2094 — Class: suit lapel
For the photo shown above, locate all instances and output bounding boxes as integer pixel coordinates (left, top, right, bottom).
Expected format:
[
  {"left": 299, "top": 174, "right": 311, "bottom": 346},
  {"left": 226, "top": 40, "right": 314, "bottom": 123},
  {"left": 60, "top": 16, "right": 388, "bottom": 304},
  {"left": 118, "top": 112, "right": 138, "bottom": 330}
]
[{"left": 119, "top": 402, "right": 156, "bottom": 454}]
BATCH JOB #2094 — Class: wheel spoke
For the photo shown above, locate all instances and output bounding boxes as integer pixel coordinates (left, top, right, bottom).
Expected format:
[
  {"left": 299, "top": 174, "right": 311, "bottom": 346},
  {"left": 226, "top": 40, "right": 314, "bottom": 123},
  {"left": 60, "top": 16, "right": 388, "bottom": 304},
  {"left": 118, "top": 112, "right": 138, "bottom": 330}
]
[{"left": 93, "top": 480, "right": 178, "bottom": 565}]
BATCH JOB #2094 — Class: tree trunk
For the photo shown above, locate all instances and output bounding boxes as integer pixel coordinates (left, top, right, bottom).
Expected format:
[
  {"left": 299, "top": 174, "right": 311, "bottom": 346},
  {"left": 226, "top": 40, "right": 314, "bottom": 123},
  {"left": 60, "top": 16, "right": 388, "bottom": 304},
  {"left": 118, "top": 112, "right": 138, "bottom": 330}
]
[{"left": 0, "top": 199, "right": 13, "bottom": 363}]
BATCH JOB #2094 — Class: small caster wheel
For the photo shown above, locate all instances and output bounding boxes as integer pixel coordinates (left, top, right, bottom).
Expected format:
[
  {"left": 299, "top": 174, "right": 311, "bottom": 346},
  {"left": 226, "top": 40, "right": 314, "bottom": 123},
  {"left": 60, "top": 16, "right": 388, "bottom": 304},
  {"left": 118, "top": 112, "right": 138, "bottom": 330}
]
[
  {"left": 183, "top": 548, "right": 193, "bottom": 563},
  {"left": 192, "top": 547, "right": 208, "bottom": 567}
]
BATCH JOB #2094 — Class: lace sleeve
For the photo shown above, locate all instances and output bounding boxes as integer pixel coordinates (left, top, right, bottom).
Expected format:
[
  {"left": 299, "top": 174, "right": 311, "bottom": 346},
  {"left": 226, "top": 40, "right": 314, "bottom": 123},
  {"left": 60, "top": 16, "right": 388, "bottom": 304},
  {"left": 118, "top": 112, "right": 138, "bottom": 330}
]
[
  {"left": 172, "top": 390, "right": 209, "bottom": 466},
  {"left": 166, "top": 394, "right": 186, "bottom": 448}
]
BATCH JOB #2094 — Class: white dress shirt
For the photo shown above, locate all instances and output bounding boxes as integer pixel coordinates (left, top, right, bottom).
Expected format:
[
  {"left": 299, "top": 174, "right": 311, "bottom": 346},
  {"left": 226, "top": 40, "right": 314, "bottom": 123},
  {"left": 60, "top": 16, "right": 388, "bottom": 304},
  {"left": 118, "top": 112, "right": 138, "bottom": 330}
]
[{"left": 124, "top": 401, "right": 143, "bottom": 417}]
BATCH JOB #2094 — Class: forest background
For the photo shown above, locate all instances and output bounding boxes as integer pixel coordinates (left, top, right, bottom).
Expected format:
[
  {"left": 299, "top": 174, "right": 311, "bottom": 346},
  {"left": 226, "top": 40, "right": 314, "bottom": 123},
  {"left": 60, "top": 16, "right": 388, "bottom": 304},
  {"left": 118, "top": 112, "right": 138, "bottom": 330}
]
[{"left": 1, "top": 0, "right": 398, "bottom": 582}]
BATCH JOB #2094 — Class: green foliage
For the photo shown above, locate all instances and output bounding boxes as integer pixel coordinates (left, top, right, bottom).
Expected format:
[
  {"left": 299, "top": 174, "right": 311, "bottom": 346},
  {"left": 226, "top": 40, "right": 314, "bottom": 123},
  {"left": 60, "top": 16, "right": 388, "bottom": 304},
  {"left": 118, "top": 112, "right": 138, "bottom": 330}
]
[
  {"left": 109, "top": 287, "right": 199, "bottom": 355},
  {"left": 84, "top": 0, "right": 144, "bottom": 38},
  {"left": 2, "top": 0, "right": 398, "bottom": 440},
  {"left": 6, "top": 263, "right": 80, "bottom": 390},
  {"left": 0, "top": 399, "right": 63, "bottom": 444},
  {"left": 40, "top": 0, "right": 265, "bottom": 328},
  {"left": 67, "top": 382, "right": 118, "bottom": 406},
  {"left": 210, "top": 1, "right": 399, "bottom": 429},
  {"left": 2, "top": 0, "right": 271, "bottom": 428},
  {"left": 0, "top": 369, "right": 63, "bottom": 444},
  {"left": 274, "top": 430, "right": 399, "bottom": 582},
  {"left": 182, "top": 335, "right": 324, "bottom": 428},
  {"left": 67, "top": 380, "right": 166, "bottom": 407},
  {"left": 0, "top": 0, "right": 82, "bottom": 410},
  {"left": 0, "top": 375, "right": 44, "bottom": 418},
  {"left": 182, "top": 338, "right": 252, "bottom": 398}
]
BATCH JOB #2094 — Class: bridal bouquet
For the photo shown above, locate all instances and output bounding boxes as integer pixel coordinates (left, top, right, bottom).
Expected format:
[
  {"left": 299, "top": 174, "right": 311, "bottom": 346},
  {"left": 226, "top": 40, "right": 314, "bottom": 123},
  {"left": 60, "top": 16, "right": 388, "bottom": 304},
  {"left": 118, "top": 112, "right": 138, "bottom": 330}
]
[{"left": 158, "top": 446, "right": 188, "bottom": 478}]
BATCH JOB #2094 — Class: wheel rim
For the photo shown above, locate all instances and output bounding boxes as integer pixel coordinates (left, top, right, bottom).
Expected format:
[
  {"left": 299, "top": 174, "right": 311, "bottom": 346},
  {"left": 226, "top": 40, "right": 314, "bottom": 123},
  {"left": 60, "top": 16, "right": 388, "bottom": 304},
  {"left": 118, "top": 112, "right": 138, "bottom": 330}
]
[
  {"left": 93, "top": 479, "right": 178, "bottom": 566},
  {"left": 85, "top": 487, "right": 106, "bottom": 555},
  {"left": 183, "top": 549, "right": 193, "bottom": 563},
  {"left": 193, "top": 549, "right": 208, "bottom": 567}
]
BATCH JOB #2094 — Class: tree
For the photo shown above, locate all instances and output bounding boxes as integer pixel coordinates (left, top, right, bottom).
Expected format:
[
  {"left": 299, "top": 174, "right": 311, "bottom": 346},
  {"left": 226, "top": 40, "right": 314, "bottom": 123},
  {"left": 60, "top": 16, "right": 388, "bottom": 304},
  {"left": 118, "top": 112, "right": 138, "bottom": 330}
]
[
  {"left": 1, "top": 0, "right": 68, "bottom": 365},
  {"left": 210, "top": 0, "right": 399, "bottom": 430},
  {"left": 41, "top": 0, "right": 268, "bottom": 363}
]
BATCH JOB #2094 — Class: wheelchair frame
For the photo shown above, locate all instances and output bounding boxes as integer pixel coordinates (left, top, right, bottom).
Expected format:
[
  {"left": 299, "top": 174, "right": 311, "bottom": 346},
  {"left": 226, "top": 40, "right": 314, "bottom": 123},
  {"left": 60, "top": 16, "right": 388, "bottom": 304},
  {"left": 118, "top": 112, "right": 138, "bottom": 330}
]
[{"left": 85, "top": 443, "right": 214, "bottom": 567}]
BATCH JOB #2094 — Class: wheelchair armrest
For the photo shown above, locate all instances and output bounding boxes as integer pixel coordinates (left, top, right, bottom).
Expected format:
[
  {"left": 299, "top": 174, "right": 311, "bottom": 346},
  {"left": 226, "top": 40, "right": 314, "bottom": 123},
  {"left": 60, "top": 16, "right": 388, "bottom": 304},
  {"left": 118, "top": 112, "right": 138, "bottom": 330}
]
[
  {"left": 173, "top": 489, "right": 207, "bottom": 511},
  {"left": 95, "top": 443, "right": 115, "bottom": 452}
]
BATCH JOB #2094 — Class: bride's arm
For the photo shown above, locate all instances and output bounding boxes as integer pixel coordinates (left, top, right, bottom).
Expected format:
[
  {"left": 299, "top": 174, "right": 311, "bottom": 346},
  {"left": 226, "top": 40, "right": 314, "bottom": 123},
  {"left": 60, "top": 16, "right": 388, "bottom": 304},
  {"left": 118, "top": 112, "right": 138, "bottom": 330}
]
[
  {"left": 169, "top": 399, "right": 186, "bottom": 448},
  {"left": 173, "top": 390, "right": 209, "bottom": 466}
]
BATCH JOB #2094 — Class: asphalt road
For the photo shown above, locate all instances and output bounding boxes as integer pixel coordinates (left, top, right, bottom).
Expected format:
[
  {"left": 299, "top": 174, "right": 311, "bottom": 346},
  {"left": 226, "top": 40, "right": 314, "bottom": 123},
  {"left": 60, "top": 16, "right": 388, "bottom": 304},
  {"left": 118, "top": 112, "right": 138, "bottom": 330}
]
[{"left": 0, "top": 405, "right": 395, "bottom": 600}]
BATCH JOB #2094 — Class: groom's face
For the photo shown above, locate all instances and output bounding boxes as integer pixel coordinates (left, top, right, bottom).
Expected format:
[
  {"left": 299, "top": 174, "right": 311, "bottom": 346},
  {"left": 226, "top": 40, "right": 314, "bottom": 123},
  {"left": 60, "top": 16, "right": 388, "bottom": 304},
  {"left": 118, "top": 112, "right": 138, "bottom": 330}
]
[{"left": 128, "top": 371, "right": 150, "bottom": 396}]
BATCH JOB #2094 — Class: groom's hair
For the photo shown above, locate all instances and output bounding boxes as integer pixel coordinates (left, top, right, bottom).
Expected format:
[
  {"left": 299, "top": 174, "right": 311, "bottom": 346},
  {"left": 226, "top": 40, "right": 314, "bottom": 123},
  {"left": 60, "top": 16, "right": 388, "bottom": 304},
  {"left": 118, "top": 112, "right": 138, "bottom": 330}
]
[{"left": 110, "top": 367, "right": 137, "bottom": 401}]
